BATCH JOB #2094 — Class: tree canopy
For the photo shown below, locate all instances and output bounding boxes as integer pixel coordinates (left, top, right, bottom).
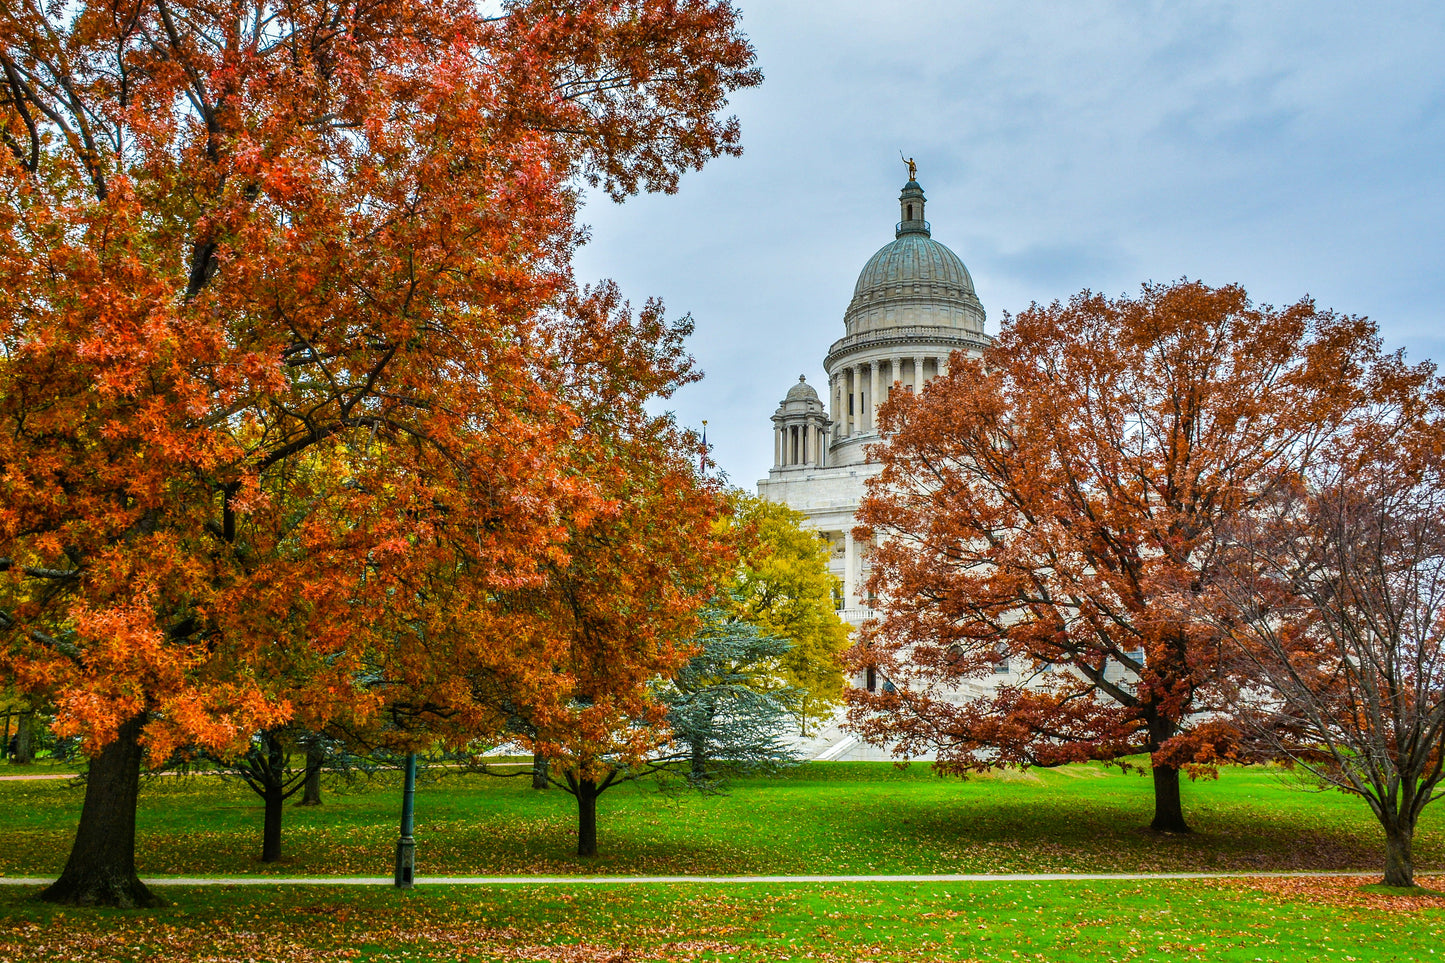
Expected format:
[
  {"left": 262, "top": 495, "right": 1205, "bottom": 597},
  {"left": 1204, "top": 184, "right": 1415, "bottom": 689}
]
[
  {"left": 849, "top": 280, "right": 1398, "bottom": 833},
  {"left": 725, "top": 493, "right": 849, "bottom": 728},
  {"left": 0, "top": 0, "right": 758, "bottom": 905},
  {"left": 1211, "top": 365, "right": 1445, "bottom": 886}
]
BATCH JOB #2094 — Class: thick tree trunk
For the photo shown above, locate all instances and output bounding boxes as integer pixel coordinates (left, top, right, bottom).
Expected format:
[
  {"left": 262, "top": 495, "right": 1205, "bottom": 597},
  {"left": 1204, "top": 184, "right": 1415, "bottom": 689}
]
[
  {"left": 14, "top": 711, "right": 34, "bottom": 765},
  {"left": 261, "top": 781, "right": 284, "bottom": 862},
  {"left": 41, "top": 713, "right": 160, "bottom": 907},
  {"left": 1149, "top": 763, "right": 1190, "bottom": 834},
  {"left": 297, "top": 743, "right": 323, "bottom": 806},
  {"left": 531, "top": 752, "right": 549, "bottom": 790},
  {"left": 1382, "top": 822, "right": 1415, "bottom": 888},
  {"left": 576, "top": 779, "right": 599, "bottom": 857},
  {"left": 1145, "top": 711, "right": 1190, "bottom": 834},
  {"left": 690, "top": 739, "right": 707, "bottom": 780}
]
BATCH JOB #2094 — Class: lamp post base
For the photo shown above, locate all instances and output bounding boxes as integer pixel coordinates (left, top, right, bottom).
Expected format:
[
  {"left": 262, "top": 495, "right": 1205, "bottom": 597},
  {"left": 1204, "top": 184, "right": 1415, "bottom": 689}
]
[{"left": 394, "top": 836, "right": 415, "bottom": 889}]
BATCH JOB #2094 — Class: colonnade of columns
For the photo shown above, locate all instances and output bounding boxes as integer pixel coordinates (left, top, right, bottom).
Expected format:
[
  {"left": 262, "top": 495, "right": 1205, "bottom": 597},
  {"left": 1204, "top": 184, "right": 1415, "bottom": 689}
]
[
  {"left": 835, "top": 527, "right": 883, "bottom": 612},
  {"left": 773, "top": 421, "right": 830, "bottom": 468},
  {"left": 829, "top": 354, "right": 950, "bottom": 438}
]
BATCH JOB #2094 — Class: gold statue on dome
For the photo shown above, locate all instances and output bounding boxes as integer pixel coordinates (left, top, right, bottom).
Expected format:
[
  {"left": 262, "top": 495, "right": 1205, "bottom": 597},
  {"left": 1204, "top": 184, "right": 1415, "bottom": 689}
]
[{"left": 901, "top": 153, "right": 917, "bottom": 181}]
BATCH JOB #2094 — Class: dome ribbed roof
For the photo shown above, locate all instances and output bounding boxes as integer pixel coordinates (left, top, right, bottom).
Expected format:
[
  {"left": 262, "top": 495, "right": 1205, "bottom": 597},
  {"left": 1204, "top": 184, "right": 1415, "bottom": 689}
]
[
  {"left": 784, "top": 375, "right": 820, "bottom": 403},
  {"left": 851, "top": 234, "right": 975, "bottom": 302},
  {"left": 839, "top": 178, "right": 985, "bottom": 339}
]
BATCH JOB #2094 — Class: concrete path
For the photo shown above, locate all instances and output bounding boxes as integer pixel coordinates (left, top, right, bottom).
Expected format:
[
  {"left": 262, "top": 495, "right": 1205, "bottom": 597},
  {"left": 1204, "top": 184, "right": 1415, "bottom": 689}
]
[
  {"left": 0, "top": 870, "right": 1382, "bottom": 887},
  {"left": 0, "top": 773, "right": 73, "bottom": 781}
]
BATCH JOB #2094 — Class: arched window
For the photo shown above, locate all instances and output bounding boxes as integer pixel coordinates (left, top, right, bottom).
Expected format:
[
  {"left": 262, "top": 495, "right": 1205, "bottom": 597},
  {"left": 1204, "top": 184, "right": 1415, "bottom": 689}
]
[{"left": 906, "top": 203, "right": 914, "bottom": 220}]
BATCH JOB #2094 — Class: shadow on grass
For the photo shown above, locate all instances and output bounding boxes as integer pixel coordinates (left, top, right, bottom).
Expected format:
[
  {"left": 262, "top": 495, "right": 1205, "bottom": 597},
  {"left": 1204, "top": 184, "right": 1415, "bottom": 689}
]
[{"left": 1, "top": 761, "right": 1437, "bottom": 879}]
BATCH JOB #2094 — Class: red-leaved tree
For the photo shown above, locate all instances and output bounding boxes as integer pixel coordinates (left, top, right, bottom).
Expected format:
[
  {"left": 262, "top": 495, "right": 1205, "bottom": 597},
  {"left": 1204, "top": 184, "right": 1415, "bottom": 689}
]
[
  {"left": 0, "top": 0, "right": 758, "bottom": 905},
  {"left": 1213, "top": 367, "right": 1445, "bottom": 886},
  {"left": 850, "top": 281, "right": 1394, "bottom": 833}
]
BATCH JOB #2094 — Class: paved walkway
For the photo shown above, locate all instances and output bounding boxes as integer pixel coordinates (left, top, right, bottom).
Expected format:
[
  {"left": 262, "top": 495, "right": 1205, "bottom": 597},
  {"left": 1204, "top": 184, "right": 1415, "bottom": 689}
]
[{"left": 0, "top": 870, "right": 1380, "bottom": 887}]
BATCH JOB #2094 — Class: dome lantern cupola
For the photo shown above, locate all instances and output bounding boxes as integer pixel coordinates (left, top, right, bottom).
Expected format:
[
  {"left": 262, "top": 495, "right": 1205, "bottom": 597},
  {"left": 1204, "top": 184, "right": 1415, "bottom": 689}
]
[{"left": 897, "top": 179, "right": 929, "bottom": 238}]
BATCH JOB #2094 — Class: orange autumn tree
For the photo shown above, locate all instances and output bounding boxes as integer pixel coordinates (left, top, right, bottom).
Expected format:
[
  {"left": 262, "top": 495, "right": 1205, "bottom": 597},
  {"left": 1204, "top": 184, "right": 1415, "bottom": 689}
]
[
  {"left": 850, "top": 281, "right": 1393, "bottom": 833},
  {"left": 380, "top": 285, "right": 731, "bottom": 859},
  {"left": 0, "top": 0, "right": 758, "bottom": 906}
]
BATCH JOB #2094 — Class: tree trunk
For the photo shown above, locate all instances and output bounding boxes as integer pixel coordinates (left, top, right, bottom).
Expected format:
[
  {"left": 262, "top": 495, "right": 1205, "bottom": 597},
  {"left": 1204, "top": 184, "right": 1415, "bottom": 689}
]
[
  {"left": 297, "top": 743, "right": 323, "bottom": 806},
  {"left": 575, "top": 778, "right": 599, "bottom": 858},
  {"left": 1382, "top": 822, "right": 1415, "bottom": 888},
  {"left": 1145, "top": 711, "right": 1190, "bottom": 834},
  {"left": 14, "top": 710, "right": 34, "bottom": 765},
  {"left": 40, "top": 713, "right": 160, "bottom": 907},
  {"left": 1149, "top": 763, "right": 1190, "bottom": 834},
  {"left": 531, "top": 752, "right": 549, "bottom": 790},
  {"left": 690, "top": 738, "right": 707, "bottom": 780},
  {"left": 261, "top": 780, "right": 284, "bottom": 862}
]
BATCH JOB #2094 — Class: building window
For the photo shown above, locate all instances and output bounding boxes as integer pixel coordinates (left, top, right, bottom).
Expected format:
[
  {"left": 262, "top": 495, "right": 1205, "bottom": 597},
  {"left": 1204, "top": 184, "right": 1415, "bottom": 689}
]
[{"left": 866, "top": 666, "right": 877, "bottom": 692}]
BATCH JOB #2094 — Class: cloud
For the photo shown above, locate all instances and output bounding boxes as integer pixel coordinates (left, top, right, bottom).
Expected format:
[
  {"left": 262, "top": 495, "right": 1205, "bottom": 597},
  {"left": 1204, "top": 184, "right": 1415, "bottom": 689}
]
[{"left": 574, "top": 0, "right": 1445, "bottom": 488}]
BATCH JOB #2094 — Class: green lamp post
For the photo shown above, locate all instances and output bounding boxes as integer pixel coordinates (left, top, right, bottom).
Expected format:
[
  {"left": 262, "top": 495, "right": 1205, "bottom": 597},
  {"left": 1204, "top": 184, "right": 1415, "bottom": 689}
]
[{"left": 393, "top": 751, "right": 417, "bottom": 888}]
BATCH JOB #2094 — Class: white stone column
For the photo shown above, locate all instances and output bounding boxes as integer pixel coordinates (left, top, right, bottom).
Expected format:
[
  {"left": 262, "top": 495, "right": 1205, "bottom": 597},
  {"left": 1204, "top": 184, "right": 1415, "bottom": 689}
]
[
  {"left": 849, "top": 361, "right": 861, "bottom": 433},
  {"left": 832, "top": 373, "right": 843, "bottom": 433},
  {"left": 869, "top": 362, "right": 880, "bottom": 433},
  {"left": 773, "top": 426, "right": 781, "bottom": 467},
  {"left": 844, "top": 528, "right": 857, "bottom": 610},
  {"left": 912, "top": 356, "right": 923, "bottom": 391}
]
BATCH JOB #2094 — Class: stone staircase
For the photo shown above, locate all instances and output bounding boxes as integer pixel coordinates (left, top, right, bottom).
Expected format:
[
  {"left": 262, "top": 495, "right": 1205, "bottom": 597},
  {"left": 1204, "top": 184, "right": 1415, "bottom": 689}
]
[{"left": 788, "top": 709, "right": 936, "bottom": 763}]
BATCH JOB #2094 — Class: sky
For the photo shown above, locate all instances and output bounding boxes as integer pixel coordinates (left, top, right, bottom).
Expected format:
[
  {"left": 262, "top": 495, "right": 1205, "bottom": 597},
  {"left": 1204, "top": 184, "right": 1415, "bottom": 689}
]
[{"left": 571, "top": 1, "right": 1445, "bottom": 490}]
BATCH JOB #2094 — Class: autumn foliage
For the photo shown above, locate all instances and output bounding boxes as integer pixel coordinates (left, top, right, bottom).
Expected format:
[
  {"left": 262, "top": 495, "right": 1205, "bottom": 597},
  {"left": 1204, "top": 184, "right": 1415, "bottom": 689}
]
[
  {"left": 1212, "top": 368, "right": 1445, "bottom": 886},
  {"left": 0, "top": 0, "right": 758, "bottom": 904},
  {"left": 849, "top": 280, "right": 1397, "bottom": 833},
  {"left": 723, "top": 493, "right": 850, "bottom": 728}
]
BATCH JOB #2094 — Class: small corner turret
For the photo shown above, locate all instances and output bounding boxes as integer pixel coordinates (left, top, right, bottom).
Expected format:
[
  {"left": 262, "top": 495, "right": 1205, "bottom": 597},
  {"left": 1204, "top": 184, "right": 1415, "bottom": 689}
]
[{"left": 771, "top": 374, "right": 831, "bottom": 469}]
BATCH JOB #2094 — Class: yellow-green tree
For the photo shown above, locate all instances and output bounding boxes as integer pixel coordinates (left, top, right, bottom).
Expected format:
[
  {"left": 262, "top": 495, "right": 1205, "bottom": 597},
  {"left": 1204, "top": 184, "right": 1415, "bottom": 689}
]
[{"left": 725, "top": 494, "right": 850, "bottom": 729}]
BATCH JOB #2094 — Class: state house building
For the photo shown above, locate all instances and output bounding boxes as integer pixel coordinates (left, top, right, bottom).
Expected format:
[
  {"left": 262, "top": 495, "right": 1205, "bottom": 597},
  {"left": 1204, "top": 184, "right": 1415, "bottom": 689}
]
[{"left": 757, "top": 175, "right": 991, "bottom": 760}]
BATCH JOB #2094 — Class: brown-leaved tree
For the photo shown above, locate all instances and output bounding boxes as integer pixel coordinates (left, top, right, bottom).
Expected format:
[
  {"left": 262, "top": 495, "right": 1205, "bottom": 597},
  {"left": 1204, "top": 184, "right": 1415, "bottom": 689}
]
[
  {"left": 1213, "top": 367, "right": 1445, "bottom": 886},
  {"left": 850, "top": 280, "right": 1393, "bottom": 833}
]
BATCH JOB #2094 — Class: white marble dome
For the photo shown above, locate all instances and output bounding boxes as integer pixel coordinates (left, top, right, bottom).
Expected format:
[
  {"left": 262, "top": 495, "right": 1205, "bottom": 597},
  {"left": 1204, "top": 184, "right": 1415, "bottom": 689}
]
[
  {"left": 841, "top": 181, "right": 986, "bottom": 338},
  {"left": 851, "top": 234, "right": 975, "bottom": 302}
]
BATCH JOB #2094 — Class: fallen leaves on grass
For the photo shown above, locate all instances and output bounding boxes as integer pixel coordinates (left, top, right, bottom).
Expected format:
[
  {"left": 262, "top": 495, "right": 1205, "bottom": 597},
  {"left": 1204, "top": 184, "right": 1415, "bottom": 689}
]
[
  {"left": 1214, "top": 875, "right": 1445, "bottom": 912},
  {"left": 0, "top": 917, "right": 741, "bottom": 963}
]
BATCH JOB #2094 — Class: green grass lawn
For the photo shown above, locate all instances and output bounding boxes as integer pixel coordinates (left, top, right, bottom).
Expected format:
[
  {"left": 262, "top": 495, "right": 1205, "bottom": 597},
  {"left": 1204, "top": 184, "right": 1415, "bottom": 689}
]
[
  {"left": 0, "top": 761, "right": 1435, "bottom": 878},
  {"left": 0, "top": 878, "right": 1439, "bottom": 962}
]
